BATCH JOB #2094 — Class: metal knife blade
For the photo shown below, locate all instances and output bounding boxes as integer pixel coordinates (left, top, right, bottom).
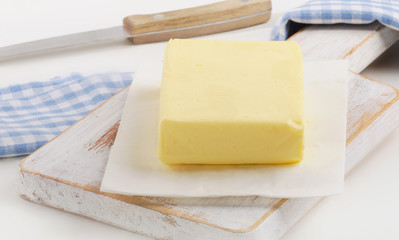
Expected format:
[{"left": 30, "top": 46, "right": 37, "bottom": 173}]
[{"left": 0, "top": 26, "right": 130, "bottom": 61}]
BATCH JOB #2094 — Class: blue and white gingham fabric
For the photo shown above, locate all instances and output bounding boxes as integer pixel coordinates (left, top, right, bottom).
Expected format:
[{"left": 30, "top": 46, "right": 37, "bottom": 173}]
[
  {"left": 271, "top": 0, "right": 399, "bottom": 41},
  {"left": 0, "top": 72, "right": 133, "bottom": 157}
]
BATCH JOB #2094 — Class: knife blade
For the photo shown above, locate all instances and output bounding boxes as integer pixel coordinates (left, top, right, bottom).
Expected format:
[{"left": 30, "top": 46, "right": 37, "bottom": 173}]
[{"left": 0, "top": 0, "right": 271, "bottom": 61}]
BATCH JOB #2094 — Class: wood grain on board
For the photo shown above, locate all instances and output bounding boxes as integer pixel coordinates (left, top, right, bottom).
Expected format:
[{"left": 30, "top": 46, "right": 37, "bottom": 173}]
[{"left": 17, "top": 23, "right": 399, "bottom": 240}]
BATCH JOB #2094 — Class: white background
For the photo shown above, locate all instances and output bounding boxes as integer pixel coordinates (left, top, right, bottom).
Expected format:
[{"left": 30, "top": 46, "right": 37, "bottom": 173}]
[{"left": 0, "top": 0, "right": 399, "bottom": 239}]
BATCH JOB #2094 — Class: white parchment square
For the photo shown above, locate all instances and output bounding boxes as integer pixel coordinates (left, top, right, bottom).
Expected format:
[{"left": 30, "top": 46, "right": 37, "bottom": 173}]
[{"left": 101, "top": 61, "right": 348, "bottom": 198}]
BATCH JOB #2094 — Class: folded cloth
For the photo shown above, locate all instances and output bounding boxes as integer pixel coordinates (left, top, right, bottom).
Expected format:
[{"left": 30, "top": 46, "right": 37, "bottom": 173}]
[
  {"left": 271, "top": 0, "right": 399, "bottom": 41},
  {"left": 0, "top": 72, "right": 133, "bottom": 158}
]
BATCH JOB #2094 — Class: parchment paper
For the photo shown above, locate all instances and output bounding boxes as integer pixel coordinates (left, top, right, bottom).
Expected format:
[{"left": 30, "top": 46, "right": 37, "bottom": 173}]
[{"left": 101, "top": 61, "right": 348, "bottom": 198}]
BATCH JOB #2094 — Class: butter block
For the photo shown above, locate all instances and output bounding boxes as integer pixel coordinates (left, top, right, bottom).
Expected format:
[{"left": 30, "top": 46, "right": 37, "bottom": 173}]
[{"left": 158, "top": 39, "right": 304, "bottom": 164}]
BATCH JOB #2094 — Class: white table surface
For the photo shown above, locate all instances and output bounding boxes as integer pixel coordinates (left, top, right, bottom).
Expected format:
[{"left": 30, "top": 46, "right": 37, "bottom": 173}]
[{"left": 1, "top": 1, "right": 399, "bottom": 239}]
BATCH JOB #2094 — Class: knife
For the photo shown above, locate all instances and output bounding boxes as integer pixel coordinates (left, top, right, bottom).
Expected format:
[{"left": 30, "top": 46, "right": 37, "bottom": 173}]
[{"left": 0, "top": 0, "right": 271, "bottom": 61}]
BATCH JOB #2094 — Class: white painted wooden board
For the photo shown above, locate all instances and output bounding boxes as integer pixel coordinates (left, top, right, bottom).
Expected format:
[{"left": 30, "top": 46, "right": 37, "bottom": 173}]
[{"left": 16, "top": 23, "right": 399, "bottom": 240}]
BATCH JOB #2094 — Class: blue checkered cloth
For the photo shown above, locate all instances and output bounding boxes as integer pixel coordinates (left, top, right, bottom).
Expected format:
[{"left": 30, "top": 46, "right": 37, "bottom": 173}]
[
  {"left": 271, "top": 0, "right": 399, "bottom": 41},
  {"left": 0, "top": 72, "right": 133, "bottom": 157}
]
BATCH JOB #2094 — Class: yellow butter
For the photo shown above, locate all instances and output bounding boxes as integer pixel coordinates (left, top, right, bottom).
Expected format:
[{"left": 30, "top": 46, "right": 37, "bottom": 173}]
[{"left": 158, "top": 39, "right": 304, "bottom": 164}]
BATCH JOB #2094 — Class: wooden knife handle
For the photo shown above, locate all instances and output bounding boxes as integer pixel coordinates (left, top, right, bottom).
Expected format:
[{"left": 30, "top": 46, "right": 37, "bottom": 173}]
[{"left": 123, "top": 0, "right": 272, "bottom": 44}]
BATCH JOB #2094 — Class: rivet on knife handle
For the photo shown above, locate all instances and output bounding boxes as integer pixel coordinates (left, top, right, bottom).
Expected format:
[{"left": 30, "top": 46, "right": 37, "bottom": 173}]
[{"left": 123, "top": 0, "right": 272, "bottom": 44}]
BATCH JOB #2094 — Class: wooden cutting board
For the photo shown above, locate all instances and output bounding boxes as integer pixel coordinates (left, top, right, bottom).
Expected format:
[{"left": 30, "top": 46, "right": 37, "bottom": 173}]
[{"left": 16, "top": 22, "right": 399, "bottom": 240}]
